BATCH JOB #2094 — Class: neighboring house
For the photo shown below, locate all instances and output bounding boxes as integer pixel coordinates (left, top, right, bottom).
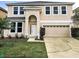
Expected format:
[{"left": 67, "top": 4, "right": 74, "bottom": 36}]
[
  {"left": 73, "top": 7, "right": 79, "bottom": 28},
  {"left": 0, "top": 7, "right": 7, "bottom": 18},
  {"left": 4, "top": 1, "right": 74, "bottom": 39}
]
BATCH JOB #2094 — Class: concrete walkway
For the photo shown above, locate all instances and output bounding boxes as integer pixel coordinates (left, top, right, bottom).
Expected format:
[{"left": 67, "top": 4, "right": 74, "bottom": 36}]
[
  {"left": 44, "top": 38, "right": 79, "bottom": 58},
  {"left": 27, "top": 38, "right": 44, "bottom": 42}
]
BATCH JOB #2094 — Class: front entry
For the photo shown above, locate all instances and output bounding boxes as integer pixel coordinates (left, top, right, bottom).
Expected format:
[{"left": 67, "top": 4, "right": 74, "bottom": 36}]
[
  {"left": 29, "top": 15, "right": 37, "bottom": 37},
  {"left": 31, "top": 25, "right": 37, "bottom": 36}
]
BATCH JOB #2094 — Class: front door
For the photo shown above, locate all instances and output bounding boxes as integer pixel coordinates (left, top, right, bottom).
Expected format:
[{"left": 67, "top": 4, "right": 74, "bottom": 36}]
[{"left": 31, "top": 25, "right": 37, "bottom": 36}]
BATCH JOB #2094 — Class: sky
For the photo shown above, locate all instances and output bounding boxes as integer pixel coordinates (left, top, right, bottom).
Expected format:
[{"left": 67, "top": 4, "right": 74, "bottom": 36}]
[{"left": 0, "top": 0, "right": 79, "bottom": 10}]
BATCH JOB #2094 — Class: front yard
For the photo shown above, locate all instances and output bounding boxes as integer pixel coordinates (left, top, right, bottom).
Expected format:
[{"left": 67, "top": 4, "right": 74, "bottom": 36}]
[{"left": 0, "top": 39, "right": 48, "bottom": 58}]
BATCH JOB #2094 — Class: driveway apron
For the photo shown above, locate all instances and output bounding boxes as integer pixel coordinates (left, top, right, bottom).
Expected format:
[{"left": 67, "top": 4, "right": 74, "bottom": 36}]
[{"left": 44, "top": 38, "right": 79, "bottom": 58}]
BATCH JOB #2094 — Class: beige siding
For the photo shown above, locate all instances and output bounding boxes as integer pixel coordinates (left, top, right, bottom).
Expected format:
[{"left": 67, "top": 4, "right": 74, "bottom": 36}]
[
  {"left": 8, "top": 6, "right": 25, "bottom": 17},
  {"left": 8, "top": 5, "right": 73, "bottom": 21},
  {"left": 40, "top": 5, "right": 72, "bottom": 20}
]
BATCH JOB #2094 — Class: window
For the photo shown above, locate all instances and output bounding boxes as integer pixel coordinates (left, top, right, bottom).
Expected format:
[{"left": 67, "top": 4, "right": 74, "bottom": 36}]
[
  {"left": 45, "top": 7, "right": 50, "bottom": 14},
  {"left": 14, "top": 7, "right": 18, "bottom": 14},
  {"left": 61, "top": 6, "right": 66, "bottom": 14},
  {"left": 17, "top": 22, "right": 22, "bottom": 32},
  {"left": 11, "top": 22, "right": 16, "bottom": 32},
  {"left": 53, "top": 7, "right": 58, "bottom": 14},
  {"left": 20, "top": 7, "right": 24, "bottom": 14}
]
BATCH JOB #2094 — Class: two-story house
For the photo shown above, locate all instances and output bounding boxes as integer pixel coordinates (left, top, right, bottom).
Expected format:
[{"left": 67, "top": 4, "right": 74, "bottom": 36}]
[{"left": 4, "top": 1, "right": 74, "bottom": 39}]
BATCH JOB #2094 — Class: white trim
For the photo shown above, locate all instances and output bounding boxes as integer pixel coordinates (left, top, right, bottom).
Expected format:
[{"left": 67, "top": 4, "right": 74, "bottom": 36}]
[
  {"left": 59, "top": 6, "right": 61, "bottom": 15},
  {"left": 18, "top": 6, "right": 20, "bottom": 15},
  {"left": 69, "top": 25, "right": 72, "bottom": 37},
  {"left": 19, "top": 6, "right": 25, "bottom": 15},
  {"left": 12, "top": 6, "right": 14, "bottom": 15},
  {"left": 40, "top": 20, "right": 73, "bottom": 24},
  {"left": 15, "top": 22, "right": 18, "bottom": 33},
  {"left": 51, "top": 6, "right": 53, "bottom": 15},
  {"left": 50, "top": 6, "right": 52, "bottom": 15},
  {"left": 41, "top": 24, "right": 70, "bottom": 27}
]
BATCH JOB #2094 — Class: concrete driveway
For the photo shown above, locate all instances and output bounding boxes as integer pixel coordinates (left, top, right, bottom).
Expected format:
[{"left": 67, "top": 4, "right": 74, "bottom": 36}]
[{"left": 44, "top": 38, "right": 79, "bottom": 58}]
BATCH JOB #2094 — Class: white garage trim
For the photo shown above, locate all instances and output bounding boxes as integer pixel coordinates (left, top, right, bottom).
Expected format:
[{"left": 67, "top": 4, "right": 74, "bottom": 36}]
[
  {"left": 40, "top": 20, "right": 73, "bottom": 24},
  {"left": 69, "top": 25, "right": 72, "bottom": 37}
]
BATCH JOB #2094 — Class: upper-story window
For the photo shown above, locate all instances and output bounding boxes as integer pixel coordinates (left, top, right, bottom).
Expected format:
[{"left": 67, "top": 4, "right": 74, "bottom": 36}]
[
  {"left": 20, "top": 7, "right": 24, "bottom": 14},
  {"left": 45, "top": 7, "right": 50, "bottom": 14},
  {"left": 61, "top": 6, "right": 66, "bottom": 14},
  {"left": 53, "top": 7, "right": 58, "bottom": 14},
  {"left": 13, "top": 7, "right": 24, "bottom": 15},
  {"left": 14, "top": 7, "right": 18, "bottom": 15}
]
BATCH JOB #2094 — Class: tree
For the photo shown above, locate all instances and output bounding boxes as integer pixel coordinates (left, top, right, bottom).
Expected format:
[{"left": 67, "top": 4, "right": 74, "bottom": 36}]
[
  {"left": 0, "top": 18, "right": 10, "bottom": 37},
  {"left": 72, "top": 7, "right": 79, "bottom": 24}
]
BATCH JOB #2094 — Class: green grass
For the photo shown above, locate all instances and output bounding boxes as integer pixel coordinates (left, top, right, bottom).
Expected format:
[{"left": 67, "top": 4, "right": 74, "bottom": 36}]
[{"left": 0, "top": 39, "right": 48, "bottom": 58}]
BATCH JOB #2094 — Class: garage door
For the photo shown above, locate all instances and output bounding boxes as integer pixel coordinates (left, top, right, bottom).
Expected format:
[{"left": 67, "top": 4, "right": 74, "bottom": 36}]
[{"left": 44, "top": 25, "right": 70, "bottom": 37}]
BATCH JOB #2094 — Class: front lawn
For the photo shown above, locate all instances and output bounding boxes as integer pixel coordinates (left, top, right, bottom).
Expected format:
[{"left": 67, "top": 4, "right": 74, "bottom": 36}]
[{"left": 0, "top": 39, "right": 48, "bottom": 58}]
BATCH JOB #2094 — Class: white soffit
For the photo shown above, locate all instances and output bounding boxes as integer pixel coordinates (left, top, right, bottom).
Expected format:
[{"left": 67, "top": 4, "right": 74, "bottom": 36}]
[{"left": 40, "top": 20, "right": 73, "bottom": 24}]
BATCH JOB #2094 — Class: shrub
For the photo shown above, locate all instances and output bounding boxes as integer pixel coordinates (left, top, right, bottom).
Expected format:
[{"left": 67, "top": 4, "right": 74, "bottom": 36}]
[
  {"left": 71, "top": 28, "right": 79, "bottom": 37},
  {"left": 40, "top": 36, "right": 44, "bottom": 40},
  {"left": 35, "top": 36, "right": 38, "bottom": 40},
  {"left": 15, "top": 33, "right": 19, "bottom": 39},
  {"left": 1, "top": 35, "right": 4, "bottom": 39},
  {"left": 25, "top": 35, "right": 29, "bottom": 40},
  {"left": 8, "top": 35, "right": 12, "bottom": 39},
  {"left": 19, "top": 34, "right": 25, "bottom": 39},
  {"left": 40, "top": 27, "right": 45, "bottom": 40}
]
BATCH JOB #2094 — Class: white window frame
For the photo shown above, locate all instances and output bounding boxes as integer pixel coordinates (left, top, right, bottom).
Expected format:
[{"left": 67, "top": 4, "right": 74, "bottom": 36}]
[
  {"left": 13, "top": 6, "right": 24, "bottom": 15},
  {"left": 10, "top": 22, "right": 23, "bottom": 33},
  {"left": 10, "top": 22, "right": 16, "bottom": 33},
  {"left": 13, "top": 6, "right": 19, "bottom": 15},
  {"left": 17, "top": 22, "right": 22, "bottom": 32},
  {"left": 53, "top": 6, "right": 59, "bottom": 15},
  {"left": 60, "top": 6, "right": 67, "bottom": 15},
  {"left": 19, "top": 7, "right": 24, "bottom": 15},
  {"left": 16, "top": 22, "right": 18, "bottom": 33},
  {"left": 45, "top": 6, "right": 51, "bottom": 15}
]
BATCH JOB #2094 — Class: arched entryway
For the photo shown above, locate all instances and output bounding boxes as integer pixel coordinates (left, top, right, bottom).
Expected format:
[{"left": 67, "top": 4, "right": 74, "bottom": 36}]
[{"left": 28, "top": 15, "right": 37, "bottom": 36}]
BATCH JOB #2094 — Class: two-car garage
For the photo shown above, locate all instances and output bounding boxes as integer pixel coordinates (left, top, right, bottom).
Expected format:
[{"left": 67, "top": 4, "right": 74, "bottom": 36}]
[{"left": 43, "top": 25, "right": 70, "bottom": 37}]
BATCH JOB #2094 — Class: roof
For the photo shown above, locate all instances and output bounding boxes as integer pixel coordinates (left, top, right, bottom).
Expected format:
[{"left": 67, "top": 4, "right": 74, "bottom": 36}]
[
  {"left": 7, "top": 17, "right": 25, "bottom": 22},
  {"left": 7, "top": 1, "right": 74, "bottom": 6},
  {"left": 0, "top": 7, "right": 7, "bottom": 13},
  {"left": 7, "top": 17, "right": 25, "bottom": 19}
]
